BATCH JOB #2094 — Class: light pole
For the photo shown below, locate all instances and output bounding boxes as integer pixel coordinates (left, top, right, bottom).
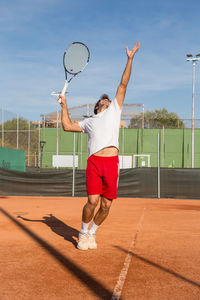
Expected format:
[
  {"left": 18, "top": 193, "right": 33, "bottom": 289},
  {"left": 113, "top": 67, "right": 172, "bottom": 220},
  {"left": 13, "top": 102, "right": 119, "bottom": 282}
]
[{"left": 186, "top": 53, "right": 200, "bottom": 168}]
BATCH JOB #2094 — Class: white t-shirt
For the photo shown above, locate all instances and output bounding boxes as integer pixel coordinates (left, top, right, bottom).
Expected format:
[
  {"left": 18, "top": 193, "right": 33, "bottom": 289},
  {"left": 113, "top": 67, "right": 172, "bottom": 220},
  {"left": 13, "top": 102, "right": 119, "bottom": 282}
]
[{"left": 78, "top": 98, "right": 122, "bottom": 157}]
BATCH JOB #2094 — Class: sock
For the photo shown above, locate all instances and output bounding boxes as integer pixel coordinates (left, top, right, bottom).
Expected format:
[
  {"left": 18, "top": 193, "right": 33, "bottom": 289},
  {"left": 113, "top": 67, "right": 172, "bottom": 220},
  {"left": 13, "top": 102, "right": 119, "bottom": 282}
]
[
  {"left": 88, "top": 222, "right": 99, "bottom": 235},
  {"left": 80, "top": 221, "right": 90, "bottom": 234}
]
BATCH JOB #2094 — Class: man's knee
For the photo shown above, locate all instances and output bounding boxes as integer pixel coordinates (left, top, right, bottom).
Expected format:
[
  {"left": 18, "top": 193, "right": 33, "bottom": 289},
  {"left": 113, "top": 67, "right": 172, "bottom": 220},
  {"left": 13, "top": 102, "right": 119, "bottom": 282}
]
[
  {"left": 100, "top": 197, "right": 112, "bottom": 212},
  {"left": 87, "top": 195, "right": 100, "bottom": 208}
]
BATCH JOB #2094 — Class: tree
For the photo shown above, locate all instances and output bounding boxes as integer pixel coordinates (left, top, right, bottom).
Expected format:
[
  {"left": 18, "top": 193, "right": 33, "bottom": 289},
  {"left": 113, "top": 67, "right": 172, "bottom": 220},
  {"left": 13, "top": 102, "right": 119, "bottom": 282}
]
[
  {"left": 0, "top": 118, "right": 39, "bottom": 166},
  {"left": 129, "top": 108, "right": 185, "bottom": 129}
]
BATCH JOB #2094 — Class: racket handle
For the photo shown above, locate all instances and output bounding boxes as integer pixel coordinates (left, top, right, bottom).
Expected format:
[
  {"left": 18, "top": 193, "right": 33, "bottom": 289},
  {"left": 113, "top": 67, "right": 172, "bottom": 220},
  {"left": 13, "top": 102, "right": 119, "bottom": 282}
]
[{"left": 58, "top": 81, "right": 69, "bottom": 104}]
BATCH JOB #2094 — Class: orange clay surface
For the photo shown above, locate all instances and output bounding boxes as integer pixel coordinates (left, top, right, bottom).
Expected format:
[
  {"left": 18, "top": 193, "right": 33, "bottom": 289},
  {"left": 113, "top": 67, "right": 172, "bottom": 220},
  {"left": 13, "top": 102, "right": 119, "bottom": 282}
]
[{"left": 0, "top": 196, "right": 200, "bottom": 300}]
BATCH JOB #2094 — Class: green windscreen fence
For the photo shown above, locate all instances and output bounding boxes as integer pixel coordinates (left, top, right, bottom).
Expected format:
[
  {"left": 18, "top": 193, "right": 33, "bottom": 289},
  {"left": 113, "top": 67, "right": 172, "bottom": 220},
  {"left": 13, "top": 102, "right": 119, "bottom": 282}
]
[
  {"left": 40, "top": 128, "right": 200, "bottom": 169},
  {"left": 1, "top": 128, "right": 200, "bottom": 199},
  {"left": 0, "top": 147, "right": 25, "bottom": 172}
]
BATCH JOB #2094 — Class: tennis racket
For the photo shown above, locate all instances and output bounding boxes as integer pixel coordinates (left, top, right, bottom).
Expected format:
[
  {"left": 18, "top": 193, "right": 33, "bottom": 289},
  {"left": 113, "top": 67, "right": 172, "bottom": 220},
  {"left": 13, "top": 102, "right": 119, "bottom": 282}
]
[{"left": 57, "top": 42, "right": 90, "bottom": 103}]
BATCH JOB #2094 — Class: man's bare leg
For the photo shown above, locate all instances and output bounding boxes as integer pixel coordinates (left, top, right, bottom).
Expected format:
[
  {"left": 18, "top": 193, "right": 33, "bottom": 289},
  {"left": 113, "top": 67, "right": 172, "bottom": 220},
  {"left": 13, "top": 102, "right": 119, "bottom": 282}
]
[
  {"left": 78, "top": 196, "right": 112, "bottom": 250},
  {"left": 93, "top": 197, "right": 113, "bottom": 226},
  {"left": 82, "top": 194, "right": 100, "bottom": 223},
  {"left": 77, "top": 195, "right": 100, "bottom": 250},
  {"left": 86, "top": 197, "right": 112, "bottom": 249}
]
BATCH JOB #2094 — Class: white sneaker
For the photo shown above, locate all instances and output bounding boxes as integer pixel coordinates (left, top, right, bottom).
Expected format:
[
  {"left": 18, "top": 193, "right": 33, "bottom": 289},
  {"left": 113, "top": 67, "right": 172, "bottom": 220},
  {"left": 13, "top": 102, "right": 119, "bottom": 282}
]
[
  {"left": 77, "top": 232, "right": 89, "bottom": 250},
  {"left": 88, "top": 233, "right": 97, "bottom": 250}
]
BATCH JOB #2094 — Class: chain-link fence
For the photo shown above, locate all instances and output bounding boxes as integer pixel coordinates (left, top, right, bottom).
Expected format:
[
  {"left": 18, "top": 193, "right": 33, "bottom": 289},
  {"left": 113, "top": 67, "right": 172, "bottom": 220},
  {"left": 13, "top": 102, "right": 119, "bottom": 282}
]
[
  {"left": 0, "top": 109, "right": 40, "bottom": 167},
  {"left": 1, "top": 108, "right": 200, "bottom": 198},
  {"left": 1, "top": 108, "right": 200, "bottom": 170},
  {"left": 37, "top": 127, "right": 200, "bottom": 169}
]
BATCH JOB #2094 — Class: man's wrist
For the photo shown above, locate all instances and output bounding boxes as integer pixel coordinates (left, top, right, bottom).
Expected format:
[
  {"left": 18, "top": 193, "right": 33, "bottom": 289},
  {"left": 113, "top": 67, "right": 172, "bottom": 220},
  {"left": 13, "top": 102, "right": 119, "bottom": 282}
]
[{"left": 127, "top": 55, "right": 134, "bottom": 61}]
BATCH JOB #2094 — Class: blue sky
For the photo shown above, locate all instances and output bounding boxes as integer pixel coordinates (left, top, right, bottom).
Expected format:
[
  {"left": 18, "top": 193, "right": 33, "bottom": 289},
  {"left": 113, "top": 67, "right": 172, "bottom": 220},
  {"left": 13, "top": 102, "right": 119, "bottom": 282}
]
[{"left": 1, "top": 0, "right": 200, "bottom": 121}]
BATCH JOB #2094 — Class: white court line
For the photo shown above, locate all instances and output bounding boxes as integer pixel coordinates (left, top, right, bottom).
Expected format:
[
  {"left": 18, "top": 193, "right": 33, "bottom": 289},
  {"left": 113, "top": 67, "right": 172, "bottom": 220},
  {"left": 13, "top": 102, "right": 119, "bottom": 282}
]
[{"left": 111, "top": 208, "right": 146, "bottom": 300}]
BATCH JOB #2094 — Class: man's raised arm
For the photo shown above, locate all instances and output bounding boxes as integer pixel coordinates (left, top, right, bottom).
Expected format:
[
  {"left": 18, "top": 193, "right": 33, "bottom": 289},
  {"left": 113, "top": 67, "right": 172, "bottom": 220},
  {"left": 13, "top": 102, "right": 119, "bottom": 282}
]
[
  {"left": 58, "top": 94, "right": 82, "bottom": 132},
  {"left": 116, "top": 42, "right": 140, "bottom": 108}
]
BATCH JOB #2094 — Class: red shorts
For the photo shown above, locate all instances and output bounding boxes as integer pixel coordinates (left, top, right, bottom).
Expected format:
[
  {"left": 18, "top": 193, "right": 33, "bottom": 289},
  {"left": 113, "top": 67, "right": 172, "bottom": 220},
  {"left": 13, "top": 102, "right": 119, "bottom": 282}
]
[{"left": 86, "top": 155, "right": 119, "bottom": 199}]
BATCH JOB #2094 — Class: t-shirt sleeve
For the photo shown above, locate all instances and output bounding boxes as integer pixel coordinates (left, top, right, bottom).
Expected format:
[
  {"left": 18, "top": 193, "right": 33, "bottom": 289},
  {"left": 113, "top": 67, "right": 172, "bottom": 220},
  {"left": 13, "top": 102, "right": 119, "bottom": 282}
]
[
  {"left": 78, "top": 119, "right": 88, "bottom": 133},
  {"left": 112, "top": 98, "right": 122, "bottom": 112}
]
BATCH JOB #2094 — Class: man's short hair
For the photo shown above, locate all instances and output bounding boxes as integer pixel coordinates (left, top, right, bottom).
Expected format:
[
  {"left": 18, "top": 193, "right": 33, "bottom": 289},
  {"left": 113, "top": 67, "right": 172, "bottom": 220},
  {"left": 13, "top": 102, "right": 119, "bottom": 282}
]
[{"left": 94, "top": 94, "right": 111, "bottom": 115}]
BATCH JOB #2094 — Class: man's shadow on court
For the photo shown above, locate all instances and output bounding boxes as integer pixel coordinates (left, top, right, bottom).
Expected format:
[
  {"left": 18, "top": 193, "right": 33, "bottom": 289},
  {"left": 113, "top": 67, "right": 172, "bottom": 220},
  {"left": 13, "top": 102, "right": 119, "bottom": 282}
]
[{"left": 18, "top": 214, "right": 79, "bottom": 248}]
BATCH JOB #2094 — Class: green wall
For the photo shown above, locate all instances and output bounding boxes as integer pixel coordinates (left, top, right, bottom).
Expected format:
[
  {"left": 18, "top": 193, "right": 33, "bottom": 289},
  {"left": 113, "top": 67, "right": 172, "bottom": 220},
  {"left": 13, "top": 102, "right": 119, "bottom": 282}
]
[
  {"left": 41, "top": 128, "right": 200, "bottom": 169},
  {"left": 0, "top": 147, "right": 25, "bottom": 171}
]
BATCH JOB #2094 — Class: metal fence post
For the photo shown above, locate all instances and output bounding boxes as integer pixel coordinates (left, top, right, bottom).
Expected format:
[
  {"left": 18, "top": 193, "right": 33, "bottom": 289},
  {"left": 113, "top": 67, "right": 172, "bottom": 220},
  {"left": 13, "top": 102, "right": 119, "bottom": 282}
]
[
  {"left": 122, "top": 126, "right": 125, "bottom": 168},
  {"left": 56, "top": 103, "right": 59, "bottom": 156},
  {"left": 72, "top": 132, "right": 76, "bottom": 197},
  {"left": 17, "top": 114, "right": 19, "bottom": 149},
  {"left": 162, "top": 125, "right": 165, "bottom": 167},
  {"left": 34, "top": 152, "right": 37, "bottom": 167},
  {"left": 158, "top": 133, "right": 160, "bottom": 198},
  {"left": 1, "top": 109, "right": 4, "bottom": 147},
  {"left": 28, "top": 120, "right": 30, "bottom": 167},
  {"left": 38, "top": 122, "right": 41, "bottom": 167},
  {"left": 80, "top": 132, "right": 83, "bottom": 169}
]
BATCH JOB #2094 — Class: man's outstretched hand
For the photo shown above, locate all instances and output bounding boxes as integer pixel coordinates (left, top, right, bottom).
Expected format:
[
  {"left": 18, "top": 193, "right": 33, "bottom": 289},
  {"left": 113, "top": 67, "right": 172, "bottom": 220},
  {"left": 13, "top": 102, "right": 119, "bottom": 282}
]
[{"left": 126, "top": 42, "right": 140, "bottom": 59}]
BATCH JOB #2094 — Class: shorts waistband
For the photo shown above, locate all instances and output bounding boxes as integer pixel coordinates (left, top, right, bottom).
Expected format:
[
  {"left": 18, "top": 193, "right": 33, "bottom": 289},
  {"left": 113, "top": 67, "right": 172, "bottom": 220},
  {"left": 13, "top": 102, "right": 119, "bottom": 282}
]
[{"left": 89, "top": 155, "right": 119, "bottom": 160}]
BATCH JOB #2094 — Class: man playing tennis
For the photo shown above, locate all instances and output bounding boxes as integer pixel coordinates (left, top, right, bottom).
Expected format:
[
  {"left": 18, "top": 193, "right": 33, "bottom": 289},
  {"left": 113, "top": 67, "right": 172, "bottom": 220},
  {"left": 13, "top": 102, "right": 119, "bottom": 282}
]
[{"left": 59, "top": 42, "right": 140, "bottom": 250}]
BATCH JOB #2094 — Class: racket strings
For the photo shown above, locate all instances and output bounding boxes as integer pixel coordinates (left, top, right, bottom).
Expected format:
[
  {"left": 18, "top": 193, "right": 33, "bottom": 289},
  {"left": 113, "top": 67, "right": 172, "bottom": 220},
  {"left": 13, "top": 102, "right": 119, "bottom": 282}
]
[{"left": 64, "top": 43, "right": 89, "bottom": 74}]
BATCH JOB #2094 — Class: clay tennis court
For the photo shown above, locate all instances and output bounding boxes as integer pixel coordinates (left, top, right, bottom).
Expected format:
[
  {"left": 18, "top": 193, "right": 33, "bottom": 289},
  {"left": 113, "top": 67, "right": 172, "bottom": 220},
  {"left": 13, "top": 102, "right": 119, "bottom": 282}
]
[{"left": 0, "top": 196, "right": 200, "bottom": 299}]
